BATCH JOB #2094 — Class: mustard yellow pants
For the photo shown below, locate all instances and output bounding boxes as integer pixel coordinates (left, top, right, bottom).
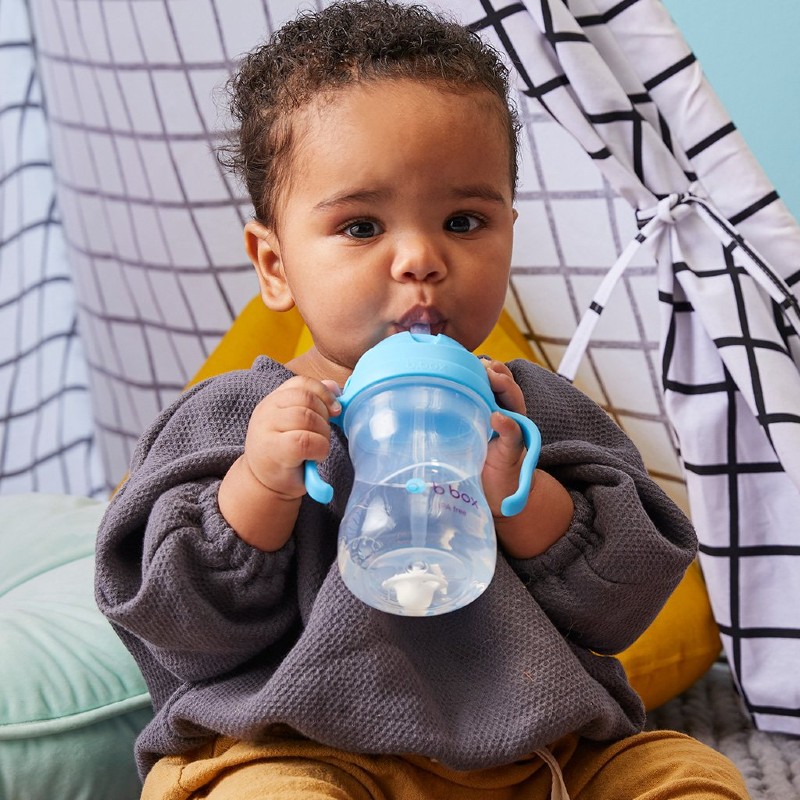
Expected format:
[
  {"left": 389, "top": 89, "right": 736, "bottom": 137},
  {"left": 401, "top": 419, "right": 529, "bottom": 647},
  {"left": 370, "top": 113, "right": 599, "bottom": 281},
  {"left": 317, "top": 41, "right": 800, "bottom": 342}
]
[{"left": 142, "top": 729, "right": 748, "bottom": 800}]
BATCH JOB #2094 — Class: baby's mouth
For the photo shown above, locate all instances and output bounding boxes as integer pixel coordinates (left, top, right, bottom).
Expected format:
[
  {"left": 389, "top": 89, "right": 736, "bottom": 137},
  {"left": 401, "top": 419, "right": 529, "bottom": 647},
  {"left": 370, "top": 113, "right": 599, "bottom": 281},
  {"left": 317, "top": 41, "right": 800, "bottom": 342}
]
[
  {"left": 397, "top": 308, "right": 446, "bottom": 336},
  {"left": 396, "top": 321, "right": 446, "bottom": 337}
]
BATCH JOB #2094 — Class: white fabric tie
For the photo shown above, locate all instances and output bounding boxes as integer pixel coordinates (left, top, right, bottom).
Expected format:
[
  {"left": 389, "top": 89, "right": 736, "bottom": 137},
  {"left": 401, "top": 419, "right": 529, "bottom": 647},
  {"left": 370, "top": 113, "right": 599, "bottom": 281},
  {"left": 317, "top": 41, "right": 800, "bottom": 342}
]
[
  {"left": 557, "top": 189, "right": 800, "bottom": 382},
  {"left": 534, "top": 747, "right": 571, "bottom": 800}
]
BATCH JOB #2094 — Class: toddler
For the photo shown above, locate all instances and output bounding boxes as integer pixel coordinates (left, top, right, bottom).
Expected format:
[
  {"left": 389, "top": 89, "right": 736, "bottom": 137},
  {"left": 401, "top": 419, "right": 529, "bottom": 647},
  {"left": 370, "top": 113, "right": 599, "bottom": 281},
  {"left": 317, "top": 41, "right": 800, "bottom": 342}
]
[{"left": 95, "top": 1, "right": 748, "bottom": 797}]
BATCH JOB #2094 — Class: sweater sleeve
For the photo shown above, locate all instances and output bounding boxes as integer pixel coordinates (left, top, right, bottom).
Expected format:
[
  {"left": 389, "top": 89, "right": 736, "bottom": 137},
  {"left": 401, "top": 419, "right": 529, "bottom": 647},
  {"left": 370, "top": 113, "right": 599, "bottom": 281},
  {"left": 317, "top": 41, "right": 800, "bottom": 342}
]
[
  {"left": 504, "top": 361, "right": 697, "bottom": 655},
  {"left": 94, "top": 360, "right": 300, "bottom": 683}
]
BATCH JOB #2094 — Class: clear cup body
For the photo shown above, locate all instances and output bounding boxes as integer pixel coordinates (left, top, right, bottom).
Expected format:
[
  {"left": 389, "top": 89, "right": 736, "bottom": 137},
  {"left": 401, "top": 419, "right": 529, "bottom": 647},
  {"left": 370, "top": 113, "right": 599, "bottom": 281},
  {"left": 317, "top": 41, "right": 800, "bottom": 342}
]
[{"left": 337, "top": 377, "right": 497, "bottom": 616}]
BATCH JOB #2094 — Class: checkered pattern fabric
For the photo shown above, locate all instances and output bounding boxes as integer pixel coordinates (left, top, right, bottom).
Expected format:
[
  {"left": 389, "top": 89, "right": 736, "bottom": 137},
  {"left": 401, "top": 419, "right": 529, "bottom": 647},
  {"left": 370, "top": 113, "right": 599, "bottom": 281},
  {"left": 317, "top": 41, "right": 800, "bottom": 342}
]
[
  {"left": 0, "top": 0, "right": 103, "bottom": 497},
  {"left": 1, "top": 0, "right": 798, "bottom": 732},
  {"left": 464, "top": 0, "right": 800, "bottom": 734}
]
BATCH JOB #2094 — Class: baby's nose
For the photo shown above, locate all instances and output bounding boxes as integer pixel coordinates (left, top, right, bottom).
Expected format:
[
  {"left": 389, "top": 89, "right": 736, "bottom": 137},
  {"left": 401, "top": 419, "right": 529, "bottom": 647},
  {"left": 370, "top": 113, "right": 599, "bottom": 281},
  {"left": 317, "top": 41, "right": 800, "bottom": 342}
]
[{"left": 390, "top": 237, "right": 447, "bottom": 282}]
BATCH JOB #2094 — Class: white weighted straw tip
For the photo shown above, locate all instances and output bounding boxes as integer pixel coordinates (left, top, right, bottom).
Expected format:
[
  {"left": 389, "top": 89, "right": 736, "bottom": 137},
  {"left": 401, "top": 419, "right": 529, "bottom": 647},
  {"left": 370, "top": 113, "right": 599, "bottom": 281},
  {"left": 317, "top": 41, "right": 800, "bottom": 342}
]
[
  {"left": 409, "top": 323, "right": 431, "bottom": 335},
  {"left": 382, "top": 564, "right": 447, "bottom": 616}
]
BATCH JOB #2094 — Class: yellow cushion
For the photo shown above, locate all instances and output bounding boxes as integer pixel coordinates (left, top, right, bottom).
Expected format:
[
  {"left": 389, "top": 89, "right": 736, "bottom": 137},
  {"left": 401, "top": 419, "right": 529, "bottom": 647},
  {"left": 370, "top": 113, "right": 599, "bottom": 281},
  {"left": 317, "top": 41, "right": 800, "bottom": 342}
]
[
  {"left": 188, "top": 299, "right": 308, "bottom": 388},
  {"left": 187, "top": 296, "right": 721, "bottom": 710},
  {"left": 616, "top": 559, "right": 720, "bottom": 710}
]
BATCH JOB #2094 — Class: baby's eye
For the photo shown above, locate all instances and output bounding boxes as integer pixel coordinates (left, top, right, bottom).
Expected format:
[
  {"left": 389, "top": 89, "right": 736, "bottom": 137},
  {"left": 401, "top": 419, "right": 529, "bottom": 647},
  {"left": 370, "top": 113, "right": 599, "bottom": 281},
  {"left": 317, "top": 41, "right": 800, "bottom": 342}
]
[
  {"left": 445, "top": 215, "right": 482, "bottom": 234},
  {"left": 343, "top": 220, "right": 383, "bottom": 239}
]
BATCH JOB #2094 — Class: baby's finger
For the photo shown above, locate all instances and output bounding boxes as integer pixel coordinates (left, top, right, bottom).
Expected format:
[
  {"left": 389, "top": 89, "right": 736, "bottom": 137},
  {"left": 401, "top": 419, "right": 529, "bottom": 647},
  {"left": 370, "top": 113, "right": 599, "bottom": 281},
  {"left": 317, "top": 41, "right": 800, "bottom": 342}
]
[
  {"left": 320, "top": 379, "right": 343, "bottom": 419},
  {"left": 481, "top": 359, "right": 525, "bottom": 414},
  {"left": 280, "top": 426, "right": 333, "bottom": 465},
  {"left": 489, "top": 411, "right": 526, "bottom": 464},
  {"left": 274, "top": 377, "right": 342, "bottom": 419},
  {"left": 271, "top": 405, "right": 333, "bottom": 439}
]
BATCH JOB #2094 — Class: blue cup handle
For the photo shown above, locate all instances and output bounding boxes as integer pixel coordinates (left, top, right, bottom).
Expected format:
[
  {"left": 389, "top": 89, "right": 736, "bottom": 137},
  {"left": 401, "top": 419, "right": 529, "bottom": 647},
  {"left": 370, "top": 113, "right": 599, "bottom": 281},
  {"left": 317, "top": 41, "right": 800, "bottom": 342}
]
[
  {"left": 496, "top": 410, "right": 542, "bottom": 517},
  {"left": 305, "top": 460, "right": 334, "bottom": 504},
  {"left": 303, "top": 400, "right": 345, "bottom": 504}
]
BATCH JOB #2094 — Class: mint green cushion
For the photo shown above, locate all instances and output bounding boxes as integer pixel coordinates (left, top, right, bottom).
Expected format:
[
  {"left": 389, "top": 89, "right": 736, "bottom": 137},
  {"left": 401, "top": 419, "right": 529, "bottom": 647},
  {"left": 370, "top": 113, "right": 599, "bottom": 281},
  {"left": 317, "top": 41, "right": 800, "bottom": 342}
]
[{"left": 0, "top": 493, "right": 152, "bottom": 800}]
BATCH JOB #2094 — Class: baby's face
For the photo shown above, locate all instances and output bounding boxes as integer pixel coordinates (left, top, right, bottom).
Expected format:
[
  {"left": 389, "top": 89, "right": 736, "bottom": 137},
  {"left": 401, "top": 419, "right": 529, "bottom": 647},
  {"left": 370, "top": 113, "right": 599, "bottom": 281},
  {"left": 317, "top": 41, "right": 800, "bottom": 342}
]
[{"left": 264, "top": 78, "right": 516, "bottom": 382}]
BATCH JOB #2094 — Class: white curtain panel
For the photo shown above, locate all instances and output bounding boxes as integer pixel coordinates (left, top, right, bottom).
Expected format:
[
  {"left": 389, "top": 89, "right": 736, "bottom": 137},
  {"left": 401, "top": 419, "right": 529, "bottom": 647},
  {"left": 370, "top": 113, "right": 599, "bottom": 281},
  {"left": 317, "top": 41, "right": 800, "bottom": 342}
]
[
  {"left": 25, "top": 0, "right": 275, "bottom": 489},
  {"left": 6, "top": 0, "right": 799, "bottom": 732},
  {"left": 459, "top": 0, "right": 800, "bottom": 734},
  {"left": 0, "top": 0, "right": 103, "bottom": 497}
]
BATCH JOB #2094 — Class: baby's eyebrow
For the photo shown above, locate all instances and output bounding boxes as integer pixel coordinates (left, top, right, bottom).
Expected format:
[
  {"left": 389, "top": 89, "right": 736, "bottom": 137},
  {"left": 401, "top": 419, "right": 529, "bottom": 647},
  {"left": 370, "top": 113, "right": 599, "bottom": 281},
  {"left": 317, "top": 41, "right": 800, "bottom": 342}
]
[
  {"left": 312, "top": 184, "right": 508, "bottom": 213},
  {"left": 313, "top": 189, "right": 389, "bottom": 212},
  {"left": 449, "top": 185, "right": 507, "bottom": 204}
]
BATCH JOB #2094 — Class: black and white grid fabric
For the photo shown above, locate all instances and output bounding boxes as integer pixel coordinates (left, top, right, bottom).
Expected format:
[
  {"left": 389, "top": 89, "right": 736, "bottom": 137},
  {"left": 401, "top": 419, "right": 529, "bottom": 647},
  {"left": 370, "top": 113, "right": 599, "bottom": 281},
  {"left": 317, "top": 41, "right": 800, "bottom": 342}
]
[
  {"left": 25, "top": 0, "right": 268, "bottom": 483},
  {"left": 1, "top": 0, "right": 798, "bottom": 733},
  {"left": 458, "top": 0, "right": 800, "bottom": 734},
  {"left": 0, "top": 0, "right": 103, "bottom": 497}
]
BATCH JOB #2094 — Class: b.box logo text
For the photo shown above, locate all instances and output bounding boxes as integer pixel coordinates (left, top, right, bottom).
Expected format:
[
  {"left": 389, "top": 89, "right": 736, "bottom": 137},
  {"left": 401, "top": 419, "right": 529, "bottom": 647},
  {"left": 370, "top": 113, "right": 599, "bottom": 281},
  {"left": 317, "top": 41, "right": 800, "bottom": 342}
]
[{"left": 432, "top": 483, "right": 478, "bottom": 507}]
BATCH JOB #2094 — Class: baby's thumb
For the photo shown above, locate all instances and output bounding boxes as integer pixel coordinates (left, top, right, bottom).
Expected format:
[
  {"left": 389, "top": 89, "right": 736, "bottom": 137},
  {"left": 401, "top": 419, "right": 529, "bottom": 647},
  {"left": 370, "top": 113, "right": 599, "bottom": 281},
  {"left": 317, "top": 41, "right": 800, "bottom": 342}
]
[
  {"left": 490, "top": 412, "right": 526, "bottom": 464},
  {"left": 321, "top": 379, "right": 342, "bottom": 397},
  {"left": 320, "top": 379, "right": 343, "bottom": 418}
]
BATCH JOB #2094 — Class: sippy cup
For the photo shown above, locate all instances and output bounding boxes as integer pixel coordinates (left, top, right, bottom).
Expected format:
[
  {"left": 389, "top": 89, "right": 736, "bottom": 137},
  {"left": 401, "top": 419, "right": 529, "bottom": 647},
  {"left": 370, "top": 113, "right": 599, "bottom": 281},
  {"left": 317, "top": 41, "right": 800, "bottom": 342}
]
[{"left": 304, "top": 328, "right": 541, "bottom": 617}]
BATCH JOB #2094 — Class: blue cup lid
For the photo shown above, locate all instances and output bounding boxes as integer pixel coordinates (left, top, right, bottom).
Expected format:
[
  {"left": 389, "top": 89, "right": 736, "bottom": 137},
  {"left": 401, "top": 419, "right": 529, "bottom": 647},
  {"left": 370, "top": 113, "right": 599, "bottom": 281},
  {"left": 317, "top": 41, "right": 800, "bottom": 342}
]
[{"left": 338, "top": 331, "right": 496, "bottom": 410}]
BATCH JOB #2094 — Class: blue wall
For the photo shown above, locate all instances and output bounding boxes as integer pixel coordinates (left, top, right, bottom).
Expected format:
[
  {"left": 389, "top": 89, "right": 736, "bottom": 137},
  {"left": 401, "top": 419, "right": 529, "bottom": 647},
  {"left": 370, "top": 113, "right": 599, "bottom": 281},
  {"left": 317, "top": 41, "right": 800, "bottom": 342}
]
[{"left": 662, "top": 0, "right": 800, "bottom": 222}]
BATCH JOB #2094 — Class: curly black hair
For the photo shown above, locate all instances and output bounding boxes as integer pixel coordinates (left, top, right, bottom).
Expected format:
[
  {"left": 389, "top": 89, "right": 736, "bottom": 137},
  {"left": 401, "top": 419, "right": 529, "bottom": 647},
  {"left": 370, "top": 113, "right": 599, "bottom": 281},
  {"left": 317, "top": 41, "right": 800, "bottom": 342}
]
[{"left": 218, "top": 0, "right": 519, "bottom": 226}]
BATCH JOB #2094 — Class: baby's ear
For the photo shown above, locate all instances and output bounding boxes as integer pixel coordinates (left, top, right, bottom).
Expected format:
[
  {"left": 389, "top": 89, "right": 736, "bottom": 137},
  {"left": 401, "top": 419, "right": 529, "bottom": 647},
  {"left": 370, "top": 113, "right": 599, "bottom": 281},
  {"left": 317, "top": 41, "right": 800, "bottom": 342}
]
[{"left": 244, "top": 221, "right": 295, "bottom": 311}]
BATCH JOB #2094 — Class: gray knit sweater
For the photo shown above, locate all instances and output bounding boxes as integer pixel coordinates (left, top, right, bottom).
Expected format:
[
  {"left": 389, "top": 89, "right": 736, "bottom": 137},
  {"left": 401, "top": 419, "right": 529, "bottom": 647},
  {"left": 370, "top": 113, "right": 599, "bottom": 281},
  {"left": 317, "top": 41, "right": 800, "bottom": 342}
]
[{"left": 95, "top": 356, "right": 697, "bottom": 778}]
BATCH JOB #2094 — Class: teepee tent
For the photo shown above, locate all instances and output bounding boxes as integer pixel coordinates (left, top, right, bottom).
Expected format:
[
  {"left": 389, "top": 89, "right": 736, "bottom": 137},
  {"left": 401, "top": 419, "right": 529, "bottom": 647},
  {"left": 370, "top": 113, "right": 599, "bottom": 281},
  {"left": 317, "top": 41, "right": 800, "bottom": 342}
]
[
  {"left": 1, "top": 0, "right": 798, "bottom": 734},
  {"left": 466, "top": 0, "right": 800, "bottom": 733}
]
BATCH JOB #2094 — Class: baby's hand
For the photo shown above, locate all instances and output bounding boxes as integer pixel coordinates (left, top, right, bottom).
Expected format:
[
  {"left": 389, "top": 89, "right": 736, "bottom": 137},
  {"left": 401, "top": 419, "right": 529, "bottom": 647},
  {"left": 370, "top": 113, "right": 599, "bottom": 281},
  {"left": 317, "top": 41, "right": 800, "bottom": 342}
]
[
  {"left": 479, "top": 359, "right": 574, "bottom": 559},
  {"left": 219, "top": 376, "right": 342, "bottom": 550},
  {"left": 480, "top": 359, "right": 527, "bottom": 517},
  {"left": 243, "top": 376, "right": 342, "bottom": 501}
]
